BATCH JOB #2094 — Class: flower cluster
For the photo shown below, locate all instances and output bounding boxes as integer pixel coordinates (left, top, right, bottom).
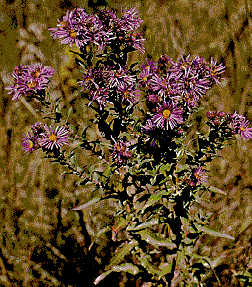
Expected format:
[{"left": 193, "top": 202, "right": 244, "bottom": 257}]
[
  {"left": 140, "top": 55, "right": 225, "bottom": 147},
  {"left": 48, "top": 7, "right": 145, "bottom": 53},
  {"left": 78, "top": 64, "right": 140, "bottom": 109},
  {"left": 21, "top": 122, "right": 69, "bottom": 154},
  {"left": 110, "top": 139, "right": 132, "bottom": 165},
  {"left": 206, "top": 110, "right": 252, "bottom": 140},
  {"left": 5, "top": 63, "right": 54, "bottom": 101}
]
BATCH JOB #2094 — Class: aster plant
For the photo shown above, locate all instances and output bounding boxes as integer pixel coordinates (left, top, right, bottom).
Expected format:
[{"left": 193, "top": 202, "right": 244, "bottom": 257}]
[{"left": 6, "top": 5, "right": 252, "bottom": 287}]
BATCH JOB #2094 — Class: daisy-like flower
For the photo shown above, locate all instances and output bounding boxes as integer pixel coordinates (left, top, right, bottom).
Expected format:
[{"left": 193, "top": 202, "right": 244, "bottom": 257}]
[
  {"left": 193, "top": 167, "right": 208, "bottom": 185},
  {"left": 120, "top": 6, "right": 144, "bottom": 32},
  {"left": 151, "top": 72, "right": 178, "bottom": 99},
  {"left": 21, "top": 130, "right": 39, "bottom": 154},
  {"left": 5, "top": 64, "right": 54, "bottom": 100},
  {"left": 38, "top": 124, "right": 69, "bottom": 150},
  {"left": 142, "top": 119, "right": 163, "bottom": 147},
  {"left": 208, "top": 58, "right": 226, "bottom": 84},
  {"left": 111, "top": 140, "right": 132, "bottom": 165},
  {"left": 231, "top": 116, "right": 252, "bottom": 140},
  {"left": 117, "top": 82, "right": 140, "bottom": 105},
  {"left": 107, "top": 65, "right": 136, "bottom": 89},
  {"left": 89, "top": 87, "right": 110, "bottom": 110},
  {"left": 152, "top": 101, "right": 184, "bottom": 130},
  {"left": 138, "top": 66, "right": 152, "bottom": 88},
  {"left": 129, "top": 30, "right": 146, "bottom": 54}
]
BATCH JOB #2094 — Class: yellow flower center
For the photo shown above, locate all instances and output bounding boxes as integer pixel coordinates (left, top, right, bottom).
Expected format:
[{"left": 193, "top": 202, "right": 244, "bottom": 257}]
[
  {"left": 31, "top": 69, "right": 41, "bottom": 78},
  {"left": 163, "top": 109, "right": 171, "bottom": 119},
  {"left": 69, "top": 30, "right": 77, "bottom": 39},
  {"left": 124, "top": 90, "right": 129, "bottom": 98},
  {"left": 60, "top": 21, "right": 69, "bottom": 29},
  {"left": 28, "top": 81, "right": 38, "bottom": 88},
  {"left": 49, "top": 134, "right": 57, "bottom": 142},
  {"left": 240, "top": 126, "right": 245, "bottom": 132},
  {"left": 143, "top": 77, "right": 147, "bottom": 82},
  {"left": 29, "top": 141, "right": 34, "bottom": 149}
]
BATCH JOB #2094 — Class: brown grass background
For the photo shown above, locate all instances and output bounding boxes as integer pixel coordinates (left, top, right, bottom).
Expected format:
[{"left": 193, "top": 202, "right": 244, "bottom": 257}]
[{"left": 0, "top": 0, "right": 252, "bottom": 286}]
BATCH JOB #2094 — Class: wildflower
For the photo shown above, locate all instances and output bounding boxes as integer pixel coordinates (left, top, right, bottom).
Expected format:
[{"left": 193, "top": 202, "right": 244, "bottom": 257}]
[
  {"left": 107, "top": 65, "right": 136, "bottom": 89},
  {"left": 193, "top": 167, "right": 208, "bottom": 185},
  {"left": 129, "top": 30, "right": 146, "bottom": 54},
  {"left": 208, "top": 58, "right": 226, "bottom": 84},
  {"left": 146, "top": 94, "right": 159, "bottom": 103},
  {"left": 38, "top": 124, "right": 69, "bottom": 150},
  {"left": 151, "top": 73, "right": 178, "bottom": 99},
  {"left": 117, "top": 82, "right": 140, "bottom": 105},
  {"left": 142, "top": 119, "right": 162, "bottom": 147},
  {"left": 152, "top": 101, "right": 184, "bottom": 130},
  {"left": 230, "top": 114, "right": 252, "bottom": 140},
  {"left": 111, "top": 140, "right": 132, "bottom": 165},
  {"left": 21, "top": 130, "right": 39, "bottom": 154},
  {"left": 89, "top": 87, "right": 110, "bottom": 110},
  {"left": 120, "top": 6, "right": 144, "bottom": 32},
  {"left": 5, "top": 64, "right": 54, "bottom": 100}
]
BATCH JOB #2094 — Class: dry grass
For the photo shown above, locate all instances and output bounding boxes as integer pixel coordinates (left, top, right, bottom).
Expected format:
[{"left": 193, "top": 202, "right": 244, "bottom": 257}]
[{"left": 0, "top": 0, "right": 252, "bottom": 286}]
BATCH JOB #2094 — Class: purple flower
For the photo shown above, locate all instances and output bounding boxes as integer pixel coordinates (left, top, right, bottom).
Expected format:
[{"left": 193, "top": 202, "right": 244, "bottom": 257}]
[
  {"left": 89, "top": 87, "right": 110, "bottom": 110},
  {"left": 21, "top": 130, "right": 39, "bottom": 154},
  {"left": 5, "top": 64, "right": 54, "bottom": 100},
  {"left": 146, "top": 94, "right": 159, "bottom": 103},
  {"left": 230, "top": 113, "right": 252, "bottom": 140},
  {"left": 193, "top": 167, "right": 208, "bottom": 185},
  {"left": 138, "top": 66, "right": 152, "bottom": 88},
  {"left": 142, "top": 119, "right": 162, "bottom": 147},
  {"left": 208, "top": 58, "right": 226, "bottom": 84},
  {"left": 129, "top": 30, "right": 146, "bottom": 54},
  {"left": 38, "top": 124, "right": 69, "bottom": 150},
  {"left": 152, "top": 101, "right": 184, "bottom": 130},
  {"left": 107, "top": 65, "right": 136, "bottom": 89},
  {"left": 120, "top": 6, "right": 144, "bottom": 32},
  {"left": 117, "top": 82, "right": 140, "bottom": 105},
  {"left": 151, "top": 72, "right": 179, "bottom": 100},
  {"left": 111, "top": 140, "right": 132, "bottom": 165}
]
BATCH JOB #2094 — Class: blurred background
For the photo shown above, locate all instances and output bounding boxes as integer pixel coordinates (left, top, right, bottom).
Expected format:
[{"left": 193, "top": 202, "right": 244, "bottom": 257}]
[{"left": 0, "top": 0, "right": 252, "bottom": 286}]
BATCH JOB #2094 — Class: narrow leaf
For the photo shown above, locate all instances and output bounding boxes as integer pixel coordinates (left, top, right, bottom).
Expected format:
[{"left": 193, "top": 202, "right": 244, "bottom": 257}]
[
  {"left": 138, "top": 229, "right": 177, "bottom": 249},
  {"left": 143, "top": 190, "right": 170, "bottom": 211},
  {"left": 89, "top": 226, "right": 111, "bottom": 251},
  {"left": 105, "top": 240, "right": 138, "bottom": 270},
  {"left": 94, "top": 270, "right": 113, "bottom": 285},
  {"left": 127, "top": 219, "right": 159, "bottom": 231},
  {"left": 137, "top": 256, "right": 160, "bottom": 275},
  {"left": 209, "top": 186, "right": 227, "bottom": 195},
  {"left": 72, "top": 197, "right": 101, "bottom": 211},
  {"left": 197, "top": 224, "right": 235, "bottom": 240},
  {"left": 158, "top": 263, "right": 173, "bottom": 279},
  {"left": 159, "top": 163, "right": 172, "bottom": 174},
  {"left": 112, "top": 263, "right": 139, "bottom": 275}
]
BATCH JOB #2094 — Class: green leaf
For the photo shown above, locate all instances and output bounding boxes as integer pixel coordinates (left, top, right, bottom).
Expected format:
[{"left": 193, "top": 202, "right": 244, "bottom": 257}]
[
  {"left": 67, "top": 106, "right": 73, "bottom": 119},
  {"left": 208, "top": 186, "right": 227, "bottom": 195},
  {"left": 112, "top": 263, "right": 139, "bottom": 275},
  {"left": 158, "top": 263, "right": 173, "bottom": 279},
  {"left": 105, "top": 240, "right": 138, "bottom": 270},
  {"left": 196, "top": 224, "right": 235, "bottom": 240},
  {"left": 94, "top": 263, "right": 139, "bottom": 285},
  {"left": 143, "top": 190, "right": 171, "bottom": 211},
  {"left": 89, "top": 226, "right": 111, "bottom": 251},
  {"left": 127, "top": 219, "right": 159, "bottom": 231},
  {"left": 94, "top": 270, "right": 113, "bottom": 285},
  {"left": 137, "top": 256, "right": 160, "bottom": 275},
  {"left": 72, "top": 197, "right": 101, "bottom": 211},
  {"left": 112, "top": 217, "right": 130, "bottom": 233},
  {"left": 159, "top": 163, "right": 172, "bottom": 174},
  {"left": 137, "top": 229, "right": 177, "bottom": 249}
]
